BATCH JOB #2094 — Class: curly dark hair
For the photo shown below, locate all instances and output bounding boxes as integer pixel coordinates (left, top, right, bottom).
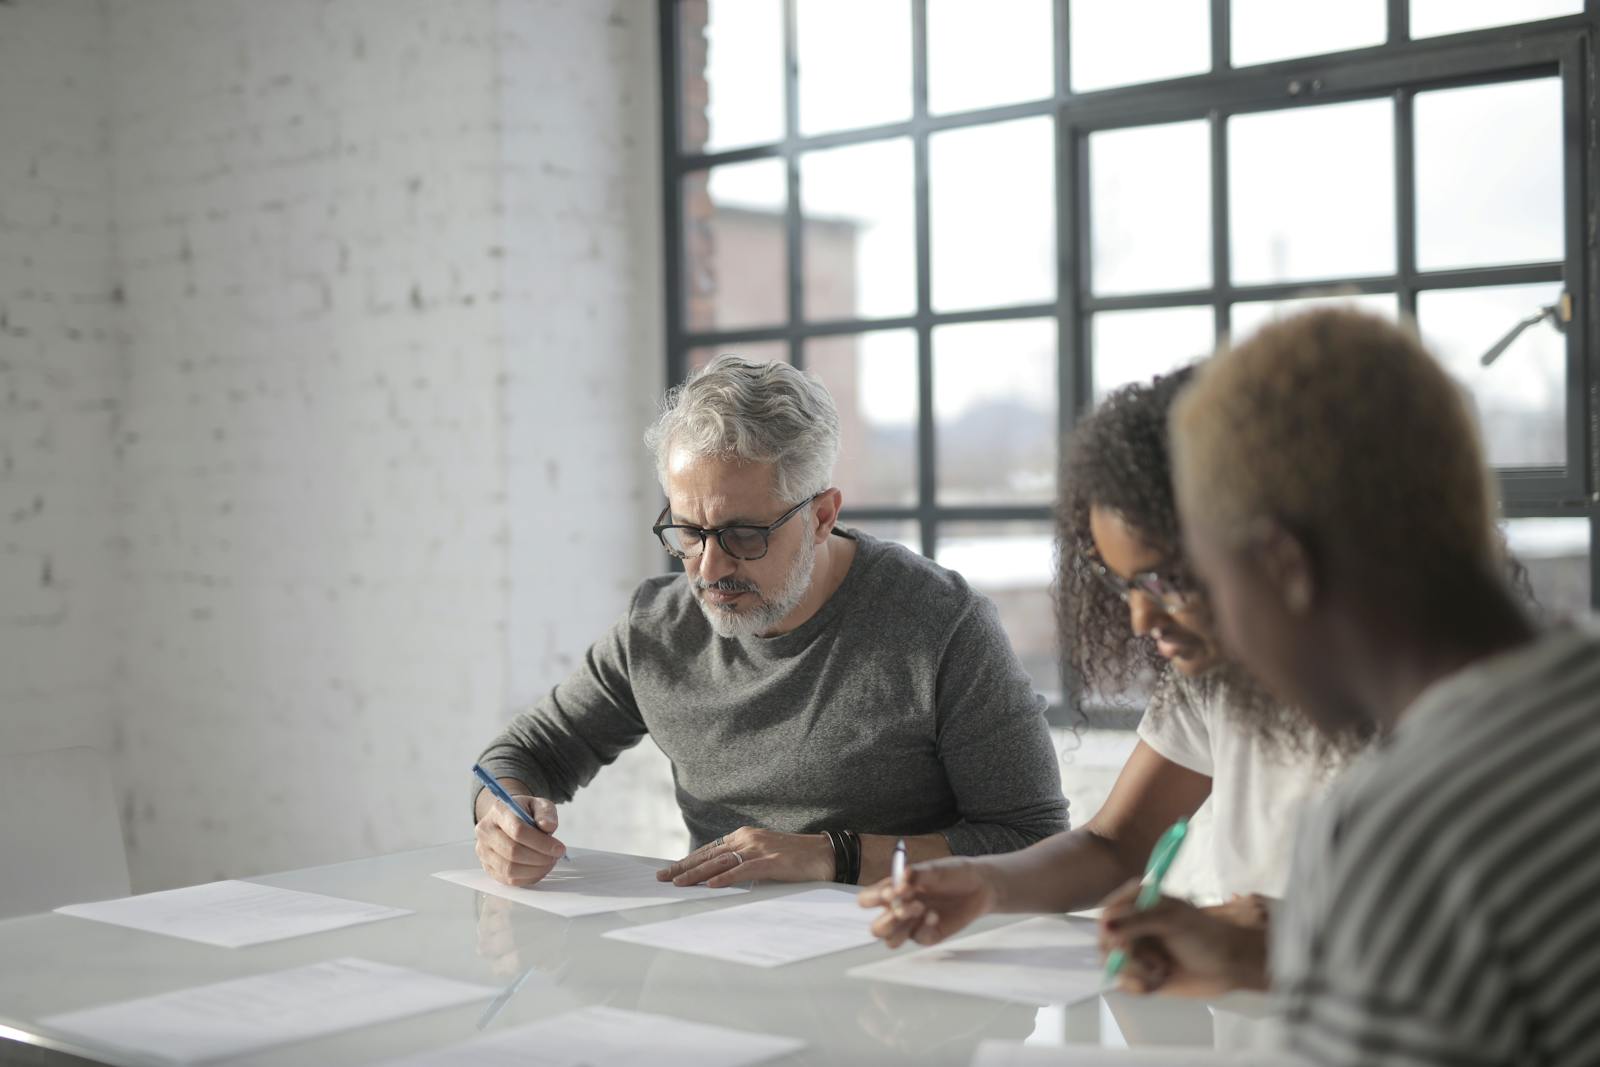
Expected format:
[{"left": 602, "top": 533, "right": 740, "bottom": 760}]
[{"left": 1055, "top": 367, "right": 1353, "bottom": 760}]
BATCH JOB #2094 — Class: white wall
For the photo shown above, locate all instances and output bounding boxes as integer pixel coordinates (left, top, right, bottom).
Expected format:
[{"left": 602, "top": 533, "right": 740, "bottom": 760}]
[
  {"left": 0, "top": 0, "right": 665, "bottom": 892},
  {"left": 0, "top": 2, "right": 120, "bottom": 760}
]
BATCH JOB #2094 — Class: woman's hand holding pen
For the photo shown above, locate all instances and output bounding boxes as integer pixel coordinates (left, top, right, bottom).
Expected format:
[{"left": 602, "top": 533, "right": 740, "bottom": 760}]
[
  {"left": 857, "top": 857, "right": 999, "bottom": 948},
  {"left": 1096, "top": 880, "right": 1271, "bottom": 996}
]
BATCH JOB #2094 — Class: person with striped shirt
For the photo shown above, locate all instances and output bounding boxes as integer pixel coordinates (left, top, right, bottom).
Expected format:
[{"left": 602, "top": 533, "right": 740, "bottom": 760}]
[{"left": 1100, "top": 307, "right": 1600, "bottom": 1066}]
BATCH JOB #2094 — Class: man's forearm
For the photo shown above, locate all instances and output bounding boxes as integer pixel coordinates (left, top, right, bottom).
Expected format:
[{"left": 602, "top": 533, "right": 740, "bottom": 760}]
[
  {"left": 473, "top": 777, "right": 533, "bottom": 822},
  {"left": 981, "top": 828, "right": 1143, "bottom": 914}
]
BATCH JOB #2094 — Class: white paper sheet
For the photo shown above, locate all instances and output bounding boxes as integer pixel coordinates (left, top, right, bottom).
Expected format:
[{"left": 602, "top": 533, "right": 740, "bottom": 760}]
[
  {"left": 971, "top": 1040, "right": 1306, "bottom": 1066},
  {"left": 601, "top": 887, "right": 877, "bottom": 967},
  {"left": 54, "top": 879, "right": 411, "bottom": 947},
  {"left": 38, "top": 957, "right": 495, "bottom": 1064},
  {"left": 434, "top": 849, "right": 746, "bottom": 917},
  {"left": 381, "top": 1004, "right": 805, "bottom": 1067},
  {"left": 848, "top": 916, "right": 1108, "bottom": 1006}
]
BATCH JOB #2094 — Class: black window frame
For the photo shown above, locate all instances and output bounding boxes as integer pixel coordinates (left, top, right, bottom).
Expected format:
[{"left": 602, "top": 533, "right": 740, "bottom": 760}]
[{"left": 659, "top": 0, "right": 1600, "bottom": 721}]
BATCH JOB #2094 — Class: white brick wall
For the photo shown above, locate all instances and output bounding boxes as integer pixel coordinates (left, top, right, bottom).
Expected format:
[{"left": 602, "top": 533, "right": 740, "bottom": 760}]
[{"left": 0, "top": 1, "right": 120, "bottom": 763}]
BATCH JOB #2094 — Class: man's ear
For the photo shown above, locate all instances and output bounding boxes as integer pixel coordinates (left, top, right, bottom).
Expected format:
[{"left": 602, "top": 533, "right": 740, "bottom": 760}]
[
  {"left": 1248, "top": 517, "right": 1318, "bottom": 616},
  {"left": 812, "top": 487, "right": 843, "bottom": 541}
]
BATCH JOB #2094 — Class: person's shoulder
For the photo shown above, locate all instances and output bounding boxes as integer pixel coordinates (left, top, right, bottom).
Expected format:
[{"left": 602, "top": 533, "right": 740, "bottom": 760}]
[
  {"left": 846, "top": 530, "right": 983, "bottom": 627},
  {"left": 626, "top": 573, "right": 697, "bottom": 621}
]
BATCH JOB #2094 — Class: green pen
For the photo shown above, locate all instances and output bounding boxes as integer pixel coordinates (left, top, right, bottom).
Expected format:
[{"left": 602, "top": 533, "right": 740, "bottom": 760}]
[{"left": 1102, "top": 817, "right": 1189, "bottom": 986}]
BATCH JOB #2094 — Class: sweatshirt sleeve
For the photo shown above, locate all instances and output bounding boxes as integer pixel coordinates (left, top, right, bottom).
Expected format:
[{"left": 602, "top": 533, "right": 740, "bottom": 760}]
[
  {"left": 931, "top": 595, "right": 1070, "bottom": 855},
  {"left": 470, "top": 597, "right": 648, "bottom": 820}
]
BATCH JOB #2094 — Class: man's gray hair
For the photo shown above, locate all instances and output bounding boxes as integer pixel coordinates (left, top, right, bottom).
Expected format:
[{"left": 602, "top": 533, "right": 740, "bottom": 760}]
[{"left": 645, "top": 355, "right": 840, "bottom": 502}]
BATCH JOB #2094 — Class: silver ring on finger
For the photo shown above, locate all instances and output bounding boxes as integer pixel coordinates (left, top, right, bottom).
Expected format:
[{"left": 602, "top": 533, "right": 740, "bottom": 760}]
[{"left": 729, "top": 850, "right": 744, "bottom": 866}]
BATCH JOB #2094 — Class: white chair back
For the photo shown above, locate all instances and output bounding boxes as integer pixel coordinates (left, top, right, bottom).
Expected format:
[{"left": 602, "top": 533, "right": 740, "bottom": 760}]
[{"left": 0, "top": 746, "right": 131, "bottom": 919}]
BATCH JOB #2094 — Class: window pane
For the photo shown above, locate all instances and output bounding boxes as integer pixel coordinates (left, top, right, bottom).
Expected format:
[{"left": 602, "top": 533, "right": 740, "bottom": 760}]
[
  {"left": 1231, "top": 0, "right": 1386, "bottom": 67},
  {"left": 687, "top": 341, "right": 788, "bottom": 375},
  {"left": 930, "top": 117, "right": 1056, "bottom": 312},
  {"left": 844, "top": 518, "right": 920, "bottom": 552},
  {"left": 1229, "top": 292, "right": 1397, "bottom": 343},
  {"left": 1411, "top": 0, "right": 1584, "bottom": 39},
  {"left": 796, "top": 0, "right": 912, "bottom": 136},
  {"left": 679, "top": 0, "right": 785, "bottom": 154},
  {"left": 928, "top": 0, "right": 1054, "bottom": 115},
  {"left": 1503, "top": 518, "right": 1591, "bottom": 621},
  {"left": 683, "top": 160, "right": 788, "bottom": 332},
  {"left": 1230, "top": 99, "right": 1395, "bottom": 285},
  {"left": 1070, "top": 0, "right": 1209, "bottom": 93},
  {"left": 1090, "top": 120, "right": 1211, "bottom": 295},
  {"left": 936, "top": 521, "right": 1059, "bottom": 702},
  {"left": 800, "top": 139, "right": 915, "bottom": 322},
  {"left": 805, "top": 331, "right": 918, "bottom": 507},
  {"left": 1091, "top": 306, "right": 1214, "bottom": 400},
  {"left": 1417, "top": 283, "right": 1567, "bottom": 469},
  {"left": 934, "top": 318, "right": 1058, "bottom": 504},
  {"left": 1415, "top": 78, "right": 1563, "bottom": 272}
]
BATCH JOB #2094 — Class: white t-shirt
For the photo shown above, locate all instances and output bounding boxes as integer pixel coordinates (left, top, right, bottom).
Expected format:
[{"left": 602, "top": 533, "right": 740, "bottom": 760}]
[{"left": 1137, "top": 673, "right": 1336, "bottom": 901}]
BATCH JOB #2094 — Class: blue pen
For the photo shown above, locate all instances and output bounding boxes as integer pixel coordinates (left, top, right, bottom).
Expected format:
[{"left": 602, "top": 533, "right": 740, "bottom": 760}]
[{"left": 472, "top": 764, "right": 571, "bottom": 865}]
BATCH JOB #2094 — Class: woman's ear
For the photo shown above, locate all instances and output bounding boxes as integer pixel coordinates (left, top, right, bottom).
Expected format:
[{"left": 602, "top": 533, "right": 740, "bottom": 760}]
[{"left": 1249, "top": 517, "right": 1318, "bottom": 617}]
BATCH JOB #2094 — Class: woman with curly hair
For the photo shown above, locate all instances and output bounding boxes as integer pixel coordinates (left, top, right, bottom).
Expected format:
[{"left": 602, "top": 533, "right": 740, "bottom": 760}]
[{"left": 859, "top": 365, "right": 1360, "bottom": 951}]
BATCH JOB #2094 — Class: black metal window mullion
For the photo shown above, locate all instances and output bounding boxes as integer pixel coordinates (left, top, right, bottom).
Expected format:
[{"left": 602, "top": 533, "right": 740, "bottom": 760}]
[
  {"left": 911, "top": 0, "right": 937, "bottom": 558},
  {"left": 1210, "top": 109, "right": 1230, "bottom": 343},
  {"left": 1394, "top": 87, "right": 1418, "bottom": 322}
]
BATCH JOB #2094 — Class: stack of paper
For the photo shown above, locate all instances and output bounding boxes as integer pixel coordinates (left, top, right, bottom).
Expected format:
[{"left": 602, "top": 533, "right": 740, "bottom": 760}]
[
  {"left": 381, "top": 1005, "right": 804, "bottom": 1066},
  {"left": 848, "top": 916, "right": 1107, "bottom": 1006},
  {"left": 55, "top": 880, "right": 411, "bottom": 947},
  {"left": 434, "top": 849, "right": 747, "bottom": 917},
  {"left": 602, "top": 887, "right": 878, "bottom": 966},
  {"left": 39, "top": 957, "right": 495, "bottom": 1063}
]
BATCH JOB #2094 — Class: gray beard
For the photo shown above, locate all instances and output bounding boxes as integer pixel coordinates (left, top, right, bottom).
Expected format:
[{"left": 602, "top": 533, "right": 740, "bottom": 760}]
[{"left": 693, "top": 534, "right": 817, "bottom": 638}]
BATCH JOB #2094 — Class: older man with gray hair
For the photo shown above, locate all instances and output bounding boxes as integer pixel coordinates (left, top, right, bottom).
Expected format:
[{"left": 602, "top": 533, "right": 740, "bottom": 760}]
[{"left": 471, "top": 355, "right": 1068, "bottom": 890}]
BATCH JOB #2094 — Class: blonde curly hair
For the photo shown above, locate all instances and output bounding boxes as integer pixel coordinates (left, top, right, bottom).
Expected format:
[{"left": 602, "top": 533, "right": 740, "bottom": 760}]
[{"left": 1170, "top": 308, "right": 1501, "bottom": 614}]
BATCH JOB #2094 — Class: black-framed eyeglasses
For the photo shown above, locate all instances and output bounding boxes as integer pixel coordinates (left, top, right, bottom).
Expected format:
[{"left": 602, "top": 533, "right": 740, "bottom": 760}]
[
  {"left": 652, "top": 494, "right": 820, "bottom": 561},
  {"left": 1084, "top": 553, "right": 1201, "bottom": 613}
]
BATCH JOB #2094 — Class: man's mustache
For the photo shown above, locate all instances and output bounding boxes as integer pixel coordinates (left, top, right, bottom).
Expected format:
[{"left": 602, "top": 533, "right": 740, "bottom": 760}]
[{"left": 693, "top": 577, "right": 760, "bottom": 595}]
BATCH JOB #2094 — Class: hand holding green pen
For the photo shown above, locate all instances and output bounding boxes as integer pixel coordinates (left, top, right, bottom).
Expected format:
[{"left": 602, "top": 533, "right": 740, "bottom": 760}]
[{"left": 1102, "top": 817, "right": 1189, "bottom": 986}]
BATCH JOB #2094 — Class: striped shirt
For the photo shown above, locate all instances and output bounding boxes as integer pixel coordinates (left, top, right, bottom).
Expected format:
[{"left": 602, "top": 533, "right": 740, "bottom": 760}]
[{"left": 1273, "top": 623, "right": 1600, "bottom": 1067}]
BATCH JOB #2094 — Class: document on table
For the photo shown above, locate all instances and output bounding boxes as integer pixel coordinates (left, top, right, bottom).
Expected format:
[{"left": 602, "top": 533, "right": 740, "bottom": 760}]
[
  {"left": 381, "top": 1004, "right": 805, "bottom": 1067},
  {"left": 602, "top": 887, "right": 877, "bottom": 967},
  {"left": 434, "top": 849, "right": 746, "bottom": 918},
  {"left": 972, "top": 1041, "right": 1307, "bottom": 1065},
  {"left": 848, "top": 916, "right": 1108, "bottom": 1007},
  {"left": 54, "top": 879, "right": 411, "bottom": 947},
  {"left": 38, "top": 957, "right": 496, "bottom": 1064}
]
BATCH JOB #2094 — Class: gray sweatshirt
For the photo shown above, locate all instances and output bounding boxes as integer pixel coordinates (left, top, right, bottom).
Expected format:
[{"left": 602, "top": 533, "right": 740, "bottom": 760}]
[{"left": 475, "top": 530, "right": 1069, "bottom": 854}]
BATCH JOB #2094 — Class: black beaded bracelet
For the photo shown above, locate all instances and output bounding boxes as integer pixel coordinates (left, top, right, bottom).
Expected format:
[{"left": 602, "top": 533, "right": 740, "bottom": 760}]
[
  {"left": 842, "top": 829, "right": 862, "bottom": 885},
  {"left": 823, "top": 828, "right": 850, "bottom": 883}
]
